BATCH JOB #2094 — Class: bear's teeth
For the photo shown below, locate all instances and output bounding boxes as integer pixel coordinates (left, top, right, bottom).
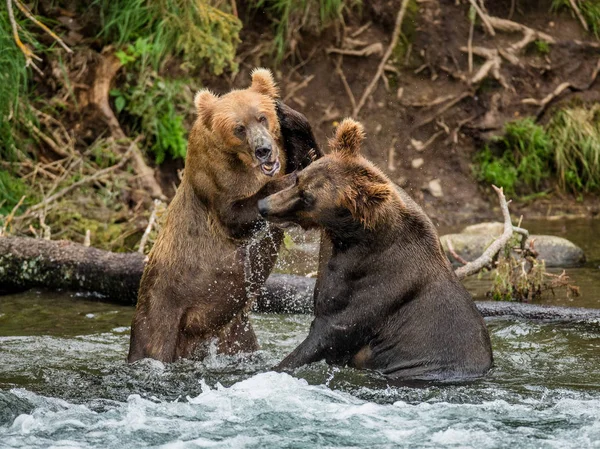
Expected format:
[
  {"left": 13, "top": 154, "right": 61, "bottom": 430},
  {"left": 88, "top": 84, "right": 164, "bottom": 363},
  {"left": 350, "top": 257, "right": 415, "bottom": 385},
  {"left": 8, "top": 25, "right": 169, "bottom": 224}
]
[{"left": 263, "top": 163, "right": 273, "bottom": 171}]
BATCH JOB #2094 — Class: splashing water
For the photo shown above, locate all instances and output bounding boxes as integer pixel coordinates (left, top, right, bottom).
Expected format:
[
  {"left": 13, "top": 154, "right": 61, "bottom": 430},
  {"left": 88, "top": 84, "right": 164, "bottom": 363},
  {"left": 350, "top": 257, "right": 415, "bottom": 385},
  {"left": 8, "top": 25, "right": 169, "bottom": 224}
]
[{"left": 1, "top": 292, "right": 600, "bottom": 448}]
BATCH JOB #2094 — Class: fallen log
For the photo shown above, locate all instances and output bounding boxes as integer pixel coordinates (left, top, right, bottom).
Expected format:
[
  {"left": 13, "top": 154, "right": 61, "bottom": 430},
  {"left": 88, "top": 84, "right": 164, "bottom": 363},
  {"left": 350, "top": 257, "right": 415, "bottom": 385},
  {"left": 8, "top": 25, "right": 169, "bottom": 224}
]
[{"left": 1, "top": 236, "right": 599, "bottom": 323}]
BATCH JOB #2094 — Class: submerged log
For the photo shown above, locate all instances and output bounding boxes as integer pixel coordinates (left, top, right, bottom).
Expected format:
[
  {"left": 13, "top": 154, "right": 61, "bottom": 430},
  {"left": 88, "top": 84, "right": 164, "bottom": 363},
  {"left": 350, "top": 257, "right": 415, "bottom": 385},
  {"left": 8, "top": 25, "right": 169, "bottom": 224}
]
[{"left": 1, "top": 236, "right": 599, "bottom": 323}]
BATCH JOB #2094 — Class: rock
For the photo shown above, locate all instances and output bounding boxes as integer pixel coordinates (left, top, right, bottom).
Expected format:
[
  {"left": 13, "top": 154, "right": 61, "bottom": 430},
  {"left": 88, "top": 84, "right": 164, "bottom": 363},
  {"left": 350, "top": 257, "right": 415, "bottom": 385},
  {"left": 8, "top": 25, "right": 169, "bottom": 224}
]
[
  {"left": 426, "top": 179, "right": 443, "bottom": 198},
  {"left": 528, "top": 235, "right": 586, "bottom": 268},
  {"left": 440, "top": 233, "right": 586, "bottom": 268},
  {"left": 411, "top": 158, "right": 424, "bottom": 169},
  {"left": 461, "top": 222, "right": 504, "bottom": 235}
]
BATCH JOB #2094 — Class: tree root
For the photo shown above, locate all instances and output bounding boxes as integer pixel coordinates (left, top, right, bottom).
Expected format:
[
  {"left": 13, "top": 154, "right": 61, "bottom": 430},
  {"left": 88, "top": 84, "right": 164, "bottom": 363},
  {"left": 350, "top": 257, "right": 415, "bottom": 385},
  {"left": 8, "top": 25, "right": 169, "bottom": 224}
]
[
  {"left": 89, "top": 48, "right": 166, "bottom": 200},
  {"left": 522, "top": 59, "right": 600, "bottom": 118}
]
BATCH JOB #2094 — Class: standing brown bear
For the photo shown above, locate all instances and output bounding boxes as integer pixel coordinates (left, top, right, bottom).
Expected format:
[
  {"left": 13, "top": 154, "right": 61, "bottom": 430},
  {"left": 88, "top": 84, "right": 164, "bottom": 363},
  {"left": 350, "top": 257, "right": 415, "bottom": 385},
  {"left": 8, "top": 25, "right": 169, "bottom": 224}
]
[
  {"left": 258, "top": 118, "right": 493, "bottom": 381},
  {"left": 128, "top": 69, "right": 320, "bottom": 363}
]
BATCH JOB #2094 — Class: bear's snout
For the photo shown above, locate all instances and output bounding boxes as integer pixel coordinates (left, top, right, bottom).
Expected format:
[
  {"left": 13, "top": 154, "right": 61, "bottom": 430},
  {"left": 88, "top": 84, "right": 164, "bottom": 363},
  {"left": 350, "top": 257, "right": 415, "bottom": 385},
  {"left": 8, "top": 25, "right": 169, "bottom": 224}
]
[{"left": 255, "top": 145, "right": 272, "bottom": 162}]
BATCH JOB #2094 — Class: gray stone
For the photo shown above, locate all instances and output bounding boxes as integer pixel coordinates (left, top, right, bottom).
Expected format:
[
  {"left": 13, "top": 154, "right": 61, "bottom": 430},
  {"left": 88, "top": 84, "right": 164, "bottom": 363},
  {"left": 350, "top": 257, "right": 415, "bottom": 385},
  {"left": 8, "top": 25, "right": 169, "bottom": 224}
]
[{"left": 440, "top": 232, "right": 586, "bottom": 268}]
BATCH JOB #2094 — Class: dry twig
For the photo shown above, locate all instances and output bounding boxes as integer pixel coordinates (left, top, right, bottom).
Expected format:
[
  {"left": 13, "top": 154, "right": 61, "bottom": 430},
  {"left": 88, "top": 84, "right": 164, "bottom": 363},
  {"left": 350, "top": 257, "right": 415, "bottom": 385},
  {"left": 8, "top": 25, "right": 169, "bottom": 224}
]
[
  {"left": 138, "top": 199, "right": 161, "bottom": 254},
  {"left": 0, "top": 195, "right": 26, "bottom": 236},
  {"left": 447, "top": 239, "right": 469, "bottom": 265},
  {"left": 334, "top": 57, "right": 357, "bottom": 112},
  {"left": 326, "top": 43, "right": 383, "bottom": 57},
  {"left": 283, "top": 75, "right": 315, "bottom": 103},
  {"left": 353, "top": 0, "right": 411, "bottom": 117},
  {"left": 22, "top": 137, "right": 140, "bottom": 218},
  {"left": 467, "top": 0, "right": 496, "bottom": 36},
  {"left": 13, "top": 0, "right": 73, "bottom": 54}
]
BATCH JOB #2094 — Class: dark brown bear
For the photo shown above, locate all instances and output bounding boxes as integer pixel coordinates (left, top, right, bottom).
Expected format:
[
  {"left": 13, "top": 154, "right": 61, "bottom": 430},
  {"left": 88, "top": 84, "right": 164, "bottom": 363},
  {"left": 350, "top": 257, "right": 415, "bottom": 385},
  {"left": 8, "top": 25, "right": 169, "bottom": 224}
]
[
  {"left": 128, "top": 69, "right": 321, "bottom": 363},
  {"left": 258, "top": 118, "right": 493, "bottom": 381}
]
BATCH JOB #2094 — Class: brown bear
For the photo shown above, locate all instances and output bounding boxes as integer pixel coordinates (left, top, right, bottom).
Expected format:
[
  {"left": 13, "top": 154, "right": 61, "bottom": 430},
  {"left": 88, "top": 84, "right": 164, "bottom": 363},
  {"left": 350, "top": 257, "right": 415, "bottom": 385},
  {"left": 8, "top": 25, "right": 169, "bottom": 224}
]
[
  {"left": 128, "top": 69, "right": 321, "bottom": 363},
  {"left": 258, "top": 118, "right": 493, "bottom": 381}
]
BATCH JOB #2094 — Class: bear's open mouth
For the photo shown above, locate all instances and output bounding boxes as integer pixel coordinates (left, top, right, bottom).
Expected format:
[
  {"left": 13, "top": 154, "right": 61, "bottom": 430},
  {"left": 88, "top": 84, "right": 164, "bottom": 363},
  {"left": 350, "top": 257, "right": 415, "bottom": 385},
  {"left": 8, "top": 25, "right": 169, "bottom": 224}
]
[{"left": 260, "top": 160, "right": 281, "bottom": 177}]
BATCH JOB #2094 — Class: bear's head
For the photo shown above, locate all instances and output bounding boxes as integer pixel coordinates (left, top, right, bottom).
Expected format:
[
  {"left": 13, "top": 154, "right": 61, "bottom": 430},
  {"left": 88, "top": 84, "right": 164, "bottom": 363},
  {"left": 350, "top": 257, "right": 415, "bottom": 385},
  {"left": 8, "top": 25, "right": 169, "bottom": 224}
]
[
  {"left": 258, "top": 118, "right": 398, "bottom": 231},
  {"left": 194, "top": 68, "right": 282, "bottom": 177}
]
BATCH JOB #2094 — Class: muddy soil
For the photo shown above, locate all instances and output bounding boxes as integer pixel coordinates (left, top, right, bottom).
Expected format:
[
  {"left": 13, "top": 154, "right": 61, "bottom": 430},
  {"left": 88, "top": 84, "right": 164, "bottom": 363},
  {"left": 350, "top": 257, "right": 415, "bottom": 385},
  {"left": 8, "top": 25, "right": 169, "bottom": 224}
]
[
  {"left": 229, "top": 0, "right": 600, "bottom": 225},
  {"left": 26, "top": 0, "right": 600, "bottom": 227}
]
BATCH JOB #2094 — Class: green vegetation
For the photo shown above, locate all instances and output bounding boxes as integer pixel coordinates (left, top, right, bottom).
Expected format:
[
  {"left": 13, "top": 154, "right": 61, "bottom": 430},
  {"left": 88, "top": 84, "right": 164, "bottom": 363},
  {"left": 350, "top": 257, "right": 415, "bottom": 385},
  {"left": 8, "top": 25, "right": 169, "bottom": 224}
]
[
  {"left": 475, "top": 106, "right": 600, "bottom": 197},
  {"left": 0, "top": 10, "right": 32, "bottom": 162},
  {"left": 547, "top": 103, "right": 600, "bottom": 193},
  {"left": 552, "top": 0, "right": 600, "bottom": 39},
  {"left": 111, "top": 38, "right": 192, "bottom": 164},
  {"left": 474, "top": 118, "right": 553, "bottom": 197},
  {"left": 533, "top": 39, "right": 551, "bottom": 55},
  {"left": 0, "top": 171, "right": 32, "bottom": 216},
  {"left": 96, "top": 0, "right": 242, "bottom": 74}
]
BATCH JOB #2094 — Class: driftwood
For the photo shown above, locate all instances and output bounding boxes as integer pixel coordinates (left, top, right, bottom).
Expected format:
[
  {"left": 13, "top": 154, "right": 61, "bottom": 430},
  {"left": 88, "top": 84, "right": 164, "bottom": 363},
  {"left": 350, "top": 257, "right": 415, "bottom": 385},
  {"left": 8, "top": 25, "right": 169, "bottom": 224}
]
[{"left": 1, "top": 236, "right": 599, "bottom": 323}]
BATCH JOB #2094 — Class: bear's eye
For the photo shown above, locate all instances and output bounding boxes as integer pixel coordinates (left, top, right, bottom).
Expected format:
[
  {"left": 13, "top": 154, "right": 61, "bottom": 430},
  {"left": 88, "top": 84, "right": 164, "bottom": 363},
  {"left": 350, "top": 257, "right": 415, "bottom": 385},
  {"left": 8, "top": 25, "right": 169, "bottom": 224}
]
[
  {"left": 234, "top": 125, "right": 246, "bottom": 138},
  {"left": 258, "top": 115, "right": 268, "bottom": 127},
  {"left": 299, "top": 190, "right": 315, "bottom": 206}
]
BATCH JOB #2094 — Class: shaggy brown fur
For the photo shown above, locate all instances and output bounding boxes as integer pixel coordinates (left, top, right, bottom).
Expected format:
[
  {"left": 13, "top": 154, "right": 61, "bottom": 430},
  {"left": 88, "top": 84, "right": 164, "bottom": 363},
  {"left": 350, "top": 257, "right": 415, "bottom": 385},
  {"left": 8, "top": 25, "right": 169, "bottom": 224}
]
[
  {"left": 259, "top": 118, "right": 493, "bottom": 381},
  {"left": 128, "top": 69, "right": 321, "bottom": 363}
]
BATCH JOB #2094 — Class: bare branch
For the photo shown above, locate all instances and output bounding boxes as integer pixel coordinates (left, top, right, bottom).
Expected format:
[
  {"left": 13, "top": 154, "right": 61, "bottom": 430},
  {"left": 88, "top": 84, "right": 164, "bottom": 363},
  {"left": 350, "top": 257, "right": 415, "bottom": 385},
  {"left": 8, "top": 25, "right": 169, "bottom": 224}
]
[
  {"left": 22, "top": 137, "right": 140, "bottom": 217},
  {"left": 455, "top": 186, "right": 514, "bottom": 279}
]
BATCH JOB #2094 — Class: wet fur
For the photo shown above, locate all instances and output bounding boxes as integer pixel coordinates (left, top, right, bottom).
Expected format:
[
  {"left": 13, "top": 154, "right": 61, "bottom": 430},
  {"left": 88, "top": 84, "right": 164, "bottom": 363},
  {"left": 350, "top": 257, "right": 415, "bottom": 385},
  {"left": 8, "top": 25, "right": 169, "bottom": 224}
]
[
  {"left": 262, "top": 118, "right": 493, "bottom": 381},
  {"left": 128, "top": 70, "right": 321, "bottom": 363}
]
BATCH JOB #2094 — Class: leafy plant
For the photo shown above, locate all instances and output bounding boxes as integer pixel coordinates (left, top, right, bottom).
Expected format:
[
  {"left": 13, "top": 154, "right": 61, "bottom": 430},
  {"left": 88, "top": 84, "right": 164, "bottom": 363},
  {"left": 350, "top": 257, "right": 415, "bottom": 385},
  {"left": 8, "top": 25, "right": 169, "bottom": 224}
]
[
  {"left": 110, "top": 39, "right": 191, "bottom": 163},
  {"left": 547, "top": 103, "right": 600, "bottom": 193}
]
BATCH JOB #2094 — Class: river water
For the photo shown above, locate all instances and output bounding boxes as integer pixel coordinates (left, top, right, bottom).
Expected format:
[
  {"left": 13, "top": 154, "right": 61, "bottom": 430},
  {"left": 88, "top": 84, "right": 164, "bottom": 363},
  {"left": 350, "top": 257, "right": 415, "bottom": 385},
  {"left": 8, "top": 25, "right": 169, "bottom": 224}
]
[{"left": 1, "top": 218, "right": 599, "bottom": 448}]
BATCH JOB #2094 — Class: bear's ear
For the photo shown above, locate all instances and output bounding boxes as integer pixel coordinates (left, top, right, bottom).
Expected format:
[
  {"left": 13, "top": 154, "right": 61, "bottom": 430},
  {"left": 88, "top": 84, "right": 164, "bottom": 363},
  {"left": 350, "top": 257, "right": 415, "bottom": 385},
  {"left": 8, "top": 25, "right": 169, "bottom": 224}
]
[
  {"left": 328, "top": 118, "right": 365, "bottom": 158},
  {"left": 250, "top": 68, "right": 279, "bottom": 98},
  {"left": 341, "top": 175, "right": 393, "bottom": 229},
  {"left": 195, "top": 88, "right": 218, "bottom": 129}
]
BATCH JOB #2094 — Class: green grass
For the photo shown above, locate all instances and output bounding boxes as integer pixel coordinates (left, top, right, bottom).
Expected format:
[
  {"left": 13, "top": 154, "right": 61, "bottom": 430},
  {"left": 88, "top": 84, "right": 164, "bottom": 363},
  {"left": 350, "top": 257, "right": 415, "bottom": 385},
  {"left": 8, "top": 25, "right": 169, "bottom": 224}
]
[
  {"left": 96, "top": 0, "right": 242, "bottom": 74},
  {"left": 0, "top": 11, "right": 31, "bottom": 161},
  {"left": 552, "top": 0, "right": 600, "bottom": 39},
  {"left": 547, "top": 103, "right": 600, "bottom": 193},
  {"left": 475, "top": 105, "right": 600, "bottom": 196},
  {"left": 474, "top": 118, "right": 553, "bottom": 196}
]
